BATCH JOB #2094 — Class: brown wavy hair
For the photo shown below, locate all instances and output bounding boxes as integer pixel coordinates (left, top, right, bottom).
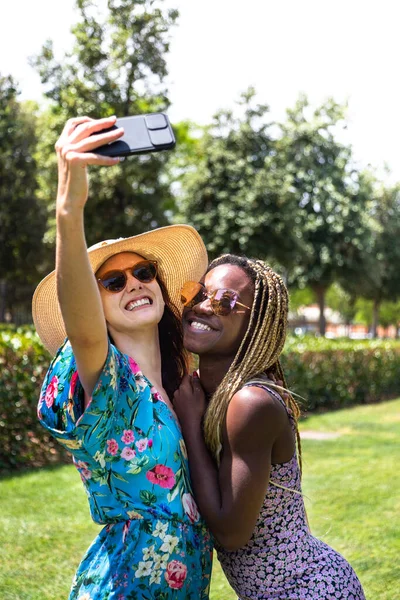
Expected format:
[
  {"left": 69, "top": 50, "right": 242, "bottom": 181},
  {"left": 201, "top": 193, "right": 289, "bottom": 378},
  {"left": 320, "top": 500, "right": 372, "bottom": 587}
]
[{"left": 156, "top": 276, "right": 189, "bottom": 399}]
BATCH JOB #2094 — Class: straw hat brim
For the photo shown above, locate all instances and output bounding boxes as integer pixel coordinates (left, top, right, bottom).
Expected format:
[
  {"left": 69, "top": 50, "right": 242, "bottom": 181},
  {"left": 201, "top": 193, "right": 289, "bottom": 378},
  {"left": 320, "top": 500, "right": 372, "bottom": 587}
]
[{"left": 32, "top": 224, "right": 208, "bottom": 356}]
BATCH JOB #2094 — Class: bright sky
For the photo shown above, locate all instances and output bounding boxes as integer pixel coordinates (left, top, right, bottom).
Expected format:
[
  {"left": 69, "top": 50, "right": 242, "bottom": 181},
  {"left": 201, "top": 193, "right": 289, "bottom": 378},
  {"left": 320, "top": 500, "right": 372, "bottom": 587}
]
[{"left": 1, "top": 0, "right": 399, "bottom": 181}]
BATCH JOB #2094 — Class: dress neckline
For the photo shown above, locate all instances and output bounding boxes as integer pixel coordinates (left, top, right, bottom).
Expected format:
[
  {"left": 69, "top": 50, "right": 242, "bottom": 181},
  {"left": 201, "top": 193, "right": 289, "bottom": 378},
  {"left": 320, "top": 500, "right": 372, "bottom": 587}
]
[
  {"left": 141, "top": 372, "right": 181, "bottom": 427},
  {"left": 120, "top": 347, "right": 181, "bottom": 429}
]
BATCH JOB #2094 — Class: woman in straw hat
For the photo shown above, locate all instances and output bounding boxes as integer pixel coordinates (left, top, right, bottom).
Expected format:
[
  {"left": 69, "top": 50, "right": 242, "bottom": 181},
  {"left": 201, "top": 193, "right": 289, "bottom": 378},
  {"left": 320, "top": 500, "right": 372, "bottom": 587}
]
[
  {"left": 174, "top": 254, "right": 366, "bottom": 600},
  {"left": 33, "top": 116, "right": 212, "bottom": 599}
]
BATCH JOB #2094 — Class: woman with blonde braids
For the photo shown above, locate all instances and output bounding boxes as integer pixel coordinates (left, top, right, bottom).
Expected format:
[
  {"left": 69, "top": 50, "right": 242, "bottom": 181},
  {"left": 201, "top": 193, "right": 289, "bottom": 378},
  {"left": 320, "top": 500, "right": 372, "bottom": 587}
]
[{"left": 173, "top": 254, "right": 365, "bottom": 600}]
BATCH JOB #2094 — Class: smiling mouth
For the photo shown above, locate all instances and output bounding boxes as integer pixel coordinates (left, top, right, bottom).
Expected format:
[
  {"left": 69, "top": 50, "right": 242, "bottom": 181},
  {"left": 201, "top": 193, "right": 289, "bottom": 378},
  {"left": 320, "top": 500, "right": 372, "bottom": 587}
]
[
  {"left": 188, "top": 319, "right": 214, "bottom": 332},
  {"left": 125, "top": 297, "right": 152, "bottom": 311}
]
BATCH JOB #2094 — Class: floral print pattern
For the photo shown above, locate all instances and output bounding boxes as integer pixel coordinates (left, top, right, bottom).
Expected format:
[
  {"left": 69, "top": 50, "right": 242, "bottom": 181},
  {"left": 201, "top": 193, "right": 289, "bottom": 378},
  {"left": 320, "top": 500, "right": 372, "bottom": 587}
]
[
  {"left": 38, "top": 340, "right": 212, "bottom": 600},
  {"left": 216, "top": 385, "right": 366, "bottom": 600}
]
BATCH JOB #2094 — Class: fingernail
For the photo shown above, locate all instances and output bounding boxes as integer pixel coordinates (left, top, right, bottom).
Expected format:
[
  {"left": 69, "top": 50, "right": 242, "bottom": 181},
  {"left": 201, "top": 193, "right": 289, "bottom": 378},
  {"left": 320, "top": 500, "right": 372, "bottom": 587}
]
[
  {"left": 193, "top": 371, "right": 199, "bottom": 378},
  {"left": 118, "top": 157, "right": 125, "bottom": 162}
]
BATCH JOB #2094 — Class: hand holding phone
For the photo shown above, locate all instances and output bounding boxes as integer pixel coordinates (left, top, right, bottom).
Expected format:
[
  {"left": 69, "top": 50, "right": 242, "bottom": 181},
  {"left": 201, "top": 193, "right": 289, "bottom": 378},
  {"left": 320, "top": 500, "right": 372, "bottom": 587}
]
[{"left": 93, "top": 113, "right": 175, "bottom": 157}]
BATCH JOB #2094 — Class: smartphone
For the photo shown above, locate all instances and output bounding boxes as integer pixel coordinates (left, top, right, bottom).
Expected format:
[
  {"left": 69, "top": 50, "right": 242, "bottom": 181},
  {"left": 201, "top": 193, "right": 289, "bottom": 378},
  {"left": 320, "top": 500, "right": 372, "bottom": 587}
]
[{"left": 93, "top": 113, "right": 176, "bottom": 157}]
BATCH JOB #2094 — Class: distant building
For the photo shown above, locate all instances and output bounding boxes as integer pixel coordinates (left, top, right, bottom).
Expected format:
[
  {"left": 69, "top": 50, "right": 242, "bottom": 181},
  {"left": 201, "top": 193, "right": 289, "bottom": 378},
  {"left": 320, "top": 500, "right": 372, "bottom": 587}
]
[{"left": 289, "top": 304, "right": 397, "bottom": 338}]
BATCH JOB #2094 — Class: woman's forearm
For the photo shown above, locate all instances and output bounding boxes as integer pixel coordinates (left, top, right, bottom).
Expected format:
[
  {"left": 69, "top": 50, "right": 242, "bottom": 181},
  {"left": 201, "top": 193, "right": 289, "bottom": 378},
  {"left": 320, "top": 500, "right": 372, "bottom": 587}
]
[
  {"left": 182, "top": 423, "right": 236, "bottom": 545},
  {"left": 56, "top": 207, "right": 107, "bottom": 347}
]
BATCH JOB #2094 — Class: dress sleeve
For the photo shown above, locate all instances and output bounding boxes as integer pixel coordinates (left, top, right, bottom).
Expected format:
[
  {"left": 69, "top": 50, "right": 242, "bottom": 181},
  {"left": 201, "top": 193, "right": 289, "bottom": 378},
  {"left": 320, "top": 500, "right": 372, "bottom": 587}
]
[{"left": 37, "top": 339, "right": 137, "bottom": 453}]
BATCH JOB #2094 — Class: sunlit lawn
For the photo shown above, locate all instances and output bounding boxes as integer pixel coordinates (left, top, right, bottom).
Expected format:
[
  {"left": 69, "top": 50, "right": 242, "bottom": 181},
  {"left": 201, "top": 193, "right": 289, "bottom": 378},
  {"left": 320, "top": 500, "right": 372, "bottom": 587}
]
[{"left": 1, "top": 399, "right": 399, "bottom": 600}]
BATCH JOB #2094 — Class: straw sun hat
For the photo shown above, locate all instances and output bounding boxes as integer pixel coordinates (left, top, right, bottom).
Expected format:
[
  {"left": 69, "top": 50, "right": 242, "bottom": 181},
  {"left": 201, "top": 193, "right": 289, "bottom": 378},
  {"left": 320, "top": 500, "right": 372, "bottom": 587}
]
[{"left": 32, "top": 224, "right": 208, "bottom": 356}]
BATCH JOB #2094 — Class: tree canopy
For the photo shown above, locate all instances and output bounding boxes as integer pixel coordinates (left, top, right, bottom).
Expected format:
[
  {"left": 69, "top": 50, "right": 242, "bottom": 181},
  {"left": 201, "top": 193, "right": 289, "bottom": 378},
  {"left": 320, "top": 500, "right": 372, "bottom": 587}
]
[
  {"left": 341, "top": 178, "right": 400, "bottom": 336},
  {"left": 178, "top": 92, "right": 378, "bottom": 334},
  {"left": 0, "top": 75, "right": 46, "bottom": 320},
  {"left": 177, "top": 88, "right": 304, "bottom": 266},
  {"left": 31, "top": 0, "right": 179, "bottom": 256}
]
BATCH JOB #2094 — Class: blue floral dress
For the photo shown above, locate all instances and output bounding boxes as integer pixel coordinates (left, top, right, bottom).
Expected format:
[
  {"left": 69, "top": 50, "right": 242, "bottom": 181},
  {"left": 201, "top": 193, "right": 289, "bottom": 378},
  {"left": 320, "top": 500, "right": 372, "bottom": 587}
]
[{"left": 38, "top": 340, "right": 212, "bottom": 600}]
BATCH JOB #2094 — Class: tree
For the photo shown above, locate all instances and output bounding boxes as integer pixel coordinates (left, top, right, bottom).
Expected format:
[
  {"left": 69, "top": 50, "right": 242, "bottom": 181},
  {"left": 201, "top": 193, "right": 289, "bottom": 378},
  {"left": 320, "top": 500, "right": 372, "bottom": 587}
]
[
  {"left": 31, "top": 0, "right": 179, "bottom": 257},
  {"left": 276, "top": 96, "right": 375, "bottom": 335},
  {"left": 379, "top": 301, "right": 400, "bottom": 336},
  {"left": 177, "top": 88, "right": 304, "bottom": 267},
  {"left": 0, "top": 75, "right": 46, "bottom": 322},
  {"left": 179, "top": 93, "right": 375, "bottom": 336},
  {"left": 342, "top": 179, "right": 400, "bottom": 337},
  {"left": 288, "top": 286, "right": 315, "bottom": 313},
  {"left": 354, "top": 297, "right": 373, "bottom": 329},
  {"left": 325, "top": 282, "right": 357, "bottom": 333}
]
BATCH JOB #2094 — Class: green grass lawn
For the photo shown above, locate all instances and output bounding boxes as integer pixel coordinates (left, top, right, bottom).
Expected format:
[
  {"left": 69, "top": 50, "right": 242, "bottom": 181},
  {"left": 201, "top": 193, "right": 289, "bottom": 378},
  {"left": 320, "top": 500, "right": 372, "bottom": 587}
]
[{"left": 1, "top": 399, "right": 399, "bottom": 600}]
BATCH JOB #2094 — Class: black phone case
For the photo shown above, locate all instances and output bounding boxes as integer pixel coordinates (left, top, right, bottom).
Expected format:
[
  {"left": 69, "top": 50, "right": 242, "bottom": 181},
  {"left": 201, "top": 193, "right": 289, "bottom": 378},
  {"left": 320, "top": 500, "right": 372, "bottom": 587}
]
[{"left": 94, "top": 113, "right": 176, "bottom": 157}]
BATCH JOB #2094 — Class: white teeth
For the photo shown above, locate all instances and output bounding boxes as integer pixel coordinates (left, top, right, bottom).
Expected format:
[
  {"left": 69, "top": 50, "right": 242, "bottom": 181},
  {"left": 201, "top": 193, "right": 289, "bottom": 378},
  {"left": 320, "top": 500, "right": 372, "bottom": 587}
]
[
  {"left": 190, "top": 321, "right": 212, "bottom": 331},
  {"left": 126, "top": 298, "right": 151, "bottom": 311}
]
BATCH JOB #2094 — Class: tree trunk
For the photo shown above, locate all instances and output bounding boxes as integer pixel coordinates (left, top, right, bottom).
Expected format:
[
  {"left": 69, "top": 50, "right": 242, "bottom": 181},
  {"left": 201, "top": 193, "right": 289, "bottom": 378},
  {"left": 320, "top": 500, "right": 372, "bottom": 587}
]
[
  {"left": 314, "top": 285, "right": 326, "bottom": 337},
  {"left": 0, "top": 280, "right": 7, "bottom": 322},
  {"left": 371, "top": 298, "right": 380, "bottom": 339}
]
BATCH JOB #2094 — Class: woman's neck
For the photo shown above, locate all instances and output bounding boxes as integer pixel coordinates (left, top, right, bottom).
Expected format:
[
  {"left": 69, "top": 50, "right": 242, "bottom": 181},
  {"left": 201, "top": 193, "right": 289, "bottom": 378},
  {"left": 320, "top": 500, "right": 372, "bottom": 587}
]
[
  {"left": 111, "top": 326, "right": 162, "bottom": 385},
  {"left": 198, "top": 354, "right": 235, "bottom": 398}
]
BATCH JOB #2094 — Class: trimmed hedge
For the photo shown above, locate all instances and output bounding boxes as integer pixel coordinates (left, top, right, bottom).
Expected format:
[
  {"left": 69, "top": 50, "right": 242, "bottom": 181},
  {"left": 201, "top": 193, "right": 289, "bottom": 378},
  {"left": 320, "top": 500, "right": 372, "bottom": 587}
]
[
  {"left": 1, "top": 327, "right": 400, "bottom": 473},
  {"left": 0, "top": 326, "right": 70, "bottom": 472},
  {"left": 282, "top": 336, "right": 400, "bottom": 412}
]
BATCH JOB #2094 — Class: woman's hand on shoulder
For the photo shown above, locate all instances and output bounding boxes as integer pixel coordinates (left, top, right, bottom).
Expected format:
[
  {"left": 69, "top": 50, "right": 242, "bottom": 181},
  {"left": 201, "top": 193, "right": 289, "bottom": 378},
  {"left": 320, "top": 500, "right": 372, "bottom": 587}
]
[
  {"left": 173, "top": 373, "right": 207, "bottom": 435},
  {"left": 55, "top": 116, "right": 124, "bottom": 210}
]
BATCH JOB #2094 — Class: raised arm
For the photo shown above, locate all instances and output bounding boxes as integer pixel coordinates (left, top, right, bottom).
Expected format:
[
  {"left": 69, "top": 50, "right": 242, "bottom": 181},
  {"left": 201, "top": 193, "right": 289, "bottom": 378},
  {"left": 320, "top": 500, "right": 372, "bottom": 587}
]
[
  {"left": 174, "top": 377, "right": 290, "bottom": 550},
  {"left": 55, "top": 116, "right": 124, "bottom": 397}
]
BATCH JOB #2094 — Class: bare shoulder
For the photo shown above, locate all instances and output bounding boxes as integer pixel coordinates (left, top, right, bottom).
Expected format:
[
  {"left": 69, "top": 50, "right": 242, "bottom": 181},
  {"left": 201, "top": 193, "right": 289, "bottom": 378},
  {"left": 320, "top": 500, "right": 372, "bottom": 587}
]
[
  {"left": 226, "top": 385, "right": 288, "bottom": 446},
  {"left": 230, "top": 384, "right": 288, "bottom": 422}
]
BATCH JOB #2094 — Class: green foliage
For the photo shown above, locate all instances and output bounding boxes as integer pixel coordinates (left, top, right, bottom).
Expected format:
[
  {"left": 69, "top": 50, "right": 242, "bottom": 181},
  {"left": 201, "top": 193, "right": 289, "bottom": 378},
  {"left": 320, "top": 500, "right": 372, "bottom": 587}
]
[
  {"left": 283, "top": 337, "right": 400, "bottom": 411},
  {"left": 379, "top": 300, "right": 400, "bottom": 329},
  {"left": 0, "top": 326, "right": 69, "bottom": 472},
  {"left": 288, "top": 286, "right": 315, "bottom": 313},
  {"left": 325, "top": 282, "right": 357, "bottom": 324},
  {"left": 276, "top": 98, "right": 377, "bottom": 335},
  {"left": 349, "top": 179, "right": 400, "bottom": 301},
  {"left": 278, "top": 97, "right": 373, "bottom": 288},
  {"left": 2, "top": 327, "right": 400, "bottom": 473},
  {"left": 177, "top": 88, "right": 302, "bottom": 263},
  {"left": 30, "top": 0, "right": 179, "bottom": 258},
  {"left": 167, "top": 120, "right": 205, "bottom": 197},
  {"left": 178, "top": 91, "right": 378, "bottom": 335},
  {"left": 0, "top": 75, "right": 47, "bottom": 318},
  {"left": 354, "top": 297, "right": 400, "bottom": 331},
  {"left": 354, "top": 297, "right": 374, "bottom": 327},
  {"left": 341, "top": 177, "right": 400, "bottom": 335}
]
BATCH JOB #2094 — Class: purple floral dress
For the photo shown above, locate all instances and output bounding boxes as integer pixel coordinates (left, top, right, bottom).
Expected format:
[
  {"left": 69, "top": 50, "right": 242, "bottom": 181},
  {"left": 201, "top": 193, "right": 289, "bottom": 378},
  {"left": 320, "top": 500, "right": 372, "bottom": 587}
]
[
  {"left": 38, "top": 340, "right": 212, "bottom": 600},
  {"left": 215, "top": 384, "right": 366, "bottom": 600}
]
